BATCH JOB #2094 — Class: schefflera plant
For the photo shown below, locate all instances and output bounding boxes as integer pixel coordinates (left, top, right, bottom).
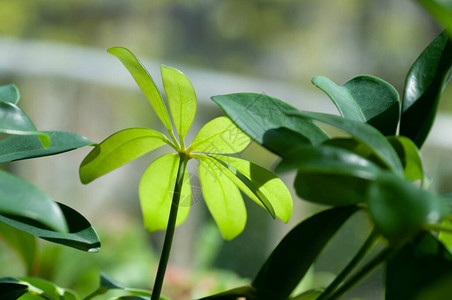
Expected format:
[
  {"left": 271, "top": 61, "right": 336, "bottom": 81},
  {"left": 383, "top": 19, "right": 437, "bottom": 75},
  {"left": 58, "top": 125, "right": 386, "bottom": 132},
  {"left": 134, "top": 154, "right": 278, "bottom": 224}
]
[{"left": 79, "top": 47, "right": 292, "bottom": 299}]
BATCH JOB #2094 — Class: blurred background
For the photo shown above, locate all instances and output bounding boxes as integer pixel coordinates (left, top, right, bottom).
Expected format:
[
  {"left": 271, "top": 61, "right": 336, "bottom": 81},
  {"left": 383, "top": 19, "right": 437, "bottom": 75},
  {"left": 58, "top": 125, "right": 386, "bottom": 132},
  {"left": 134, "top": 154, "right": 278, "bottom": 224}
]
[{"left": 0, "top": 0, "right": 451, "bottom": 299}]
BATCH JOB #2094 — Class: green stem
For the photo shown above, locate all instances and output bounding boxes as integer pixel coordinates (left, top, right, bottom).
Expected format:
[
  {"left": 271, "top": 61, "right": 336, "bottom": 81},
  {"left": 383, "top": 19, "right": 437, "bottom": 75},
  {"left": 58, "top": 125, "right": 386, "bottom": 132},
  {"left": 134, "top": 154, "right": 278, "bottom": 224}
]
[
  {"left": 151, "top": 153, "right": 188, "bottom": 300},
  {"left": 168, "top": 129, "right": 180, "bottom": 150},
  {"left": 317, "top": 228, "right": 380, "bottom": 300},
  {"left": 324, "top": 247, "right": 392, "bottom": 300}
]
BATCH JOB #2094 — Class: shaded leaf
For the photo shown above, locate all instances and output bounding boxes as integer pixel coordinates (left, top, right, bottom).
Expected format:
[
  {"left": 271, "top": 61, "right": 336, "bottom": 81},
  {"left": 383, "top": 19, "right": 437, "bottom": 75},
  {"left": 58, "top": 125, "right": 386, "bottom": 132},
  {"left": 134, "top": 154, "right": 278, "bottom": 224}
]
[
  {"left": 386, "top": 232, "right": 452, "bottom": 300},
  {"left": 211, "top": 93, "right": 329, "bottom": 155},
  {"left": 400, "top": 31, "right": 452, "bottom": 148},
  {"left": 189, "top": 117, "right": 250, "bottom": 154},
  {"left": 291, "top": 289, "right": 323, "bottom": 300},
  {"left": 80, "top": 128, "right": 169, "bottom": 184},
  {"left": 161, "top": 65, "right": 197, "bottom": 138},
  {"left": 252, "top": 206, "right": 358, "bottom": 300},
  {"left": 0, "top": 201, "right": 100, "bottom": 252},
  {"left": 108, "top": 47, "right": 173, "bottom": 130},
  {"left": 211, "top": 154, "right": 292, "bottom": 223},
  {"left": 287, "top": 111, "right": 403, "bottom": 175},
  {"left": 139, "top": 154, "right": 191, "bottom": 232},
  {"left": 312, "top": 75, "right": 400, "bottom": 135},
  {"left": 0, "top": 84, "right": 20, "bottom": 104},
  {"left": 0, "top": 280, "right": 29, "bottom": 300},
  {"left": 0, "top": 170, "right": 67, "bottom": 233},
  {"left": 198, "top": 286, "right": 257, "bottom": 300},
  {"left": 198, "top": 156, "right": 246, "bottom": 240},
  {"left": 0, "top": 131, "right": 92, "bottom": 163},
  {"left": 388, "top": 136, "right": 424, "bottom": 182}
]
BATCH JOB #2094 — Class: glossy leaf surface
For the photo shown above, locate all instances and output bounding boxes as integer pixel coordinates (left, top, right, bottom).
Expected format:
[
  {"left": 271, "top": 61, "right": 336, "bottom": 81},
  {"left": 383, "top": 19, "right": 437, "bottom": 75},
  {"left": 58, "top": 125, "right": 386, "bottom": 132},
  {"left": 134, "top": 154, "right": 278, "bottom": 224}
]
[
  {"left": 388, "top": 136, "right": 423, "bottom": 182},
  {"left": 312, "top": 75, "right": 400, "bottom": 135},
  {"left": 198, "top": 286, "right": 257, "bottom": 300},
  {"left": 161, "top": 65, "right": 197, "bottom": 138},
  {"left": 400, "top": 31, "right": 452, "bottom": 148},
  {"left": 252, "top": 206, "right": 358, "bottom": 300},
  {"left": 108, "top": 47, "right": 173, "bottom": 130},
  {"left": 0, "top": 131, "right": 92, "bottom": 163},
  {"left": 0, "top": 201, "right": 100, "bottom": 252},
  {"left": 0, "top": 222, "right": 36, "bottom": 274},
  {"left": 189, "top": 116, "right": 250, "bottom": 154},
  {"left": 0, "top": 101, "right": 49, "bottom": 148},
  {"left": 0, "top": 170, "right": 67, "bottom": 233},
  {"left": 211, "top": 93, "right": 329, "bottom": 154},
  {"left": 0, "top": 84, "right": 20, "bottom": 104},
  {"left": 139, "top": 154, "right": 191, "bottom": 232},
  {"left": 80, "top": 128, "right": 169, "bottom": 184},
  {"left": 386, "top": 232, "right": 452, "bottom": 300},
  {"left": 288, "top": 111, "right": 403, "bottom": 175},
  {"left": 211, "top": 155, "right": 292, "bottom": 223},
  {"left": 199, "top": 156, "right": 246, "bottom": 240}
]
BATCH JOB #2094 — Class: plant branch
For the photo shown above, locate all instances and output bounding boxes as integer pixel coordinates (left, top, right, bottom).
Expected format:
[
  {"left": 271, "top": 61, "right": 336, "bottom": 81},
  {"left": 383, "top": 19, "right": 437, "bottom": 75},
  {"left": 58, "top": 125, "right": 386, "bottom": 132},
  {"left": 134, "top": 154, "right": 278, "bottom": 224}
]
[
  {"left": 151, "top": 153, "right": 189, "bottom": 300},
  {"left": 317, "top": 228, "right": 380, "bottom": 300}
]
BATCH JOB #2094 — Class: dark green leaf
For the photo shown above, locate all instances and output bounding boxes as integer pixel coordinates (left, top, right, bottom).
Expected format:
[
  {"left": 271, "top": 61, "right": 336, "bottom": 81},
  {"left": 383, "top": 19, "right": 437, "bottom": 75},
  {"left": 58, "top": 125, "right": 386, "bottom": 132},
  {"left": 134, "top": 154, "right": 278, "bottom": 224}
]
[
  {"left": 0, "top": 84, "right": 20, "bottom": 104},
  {"left": 0, "top": 170, "right": 68, "bottom": 233},
  {"left": 252, "top": 206, "right": 358, "bottom": 300},
  {"left": 387, "top": 136, "right": 424, "bottom": 182},
  {"left": 0, "top": 131, "right": 92, "bottom": 163},
  {"left": 386, "top": 232, "right": 452, "bottom": 300},
  {"left": 291, "top": 289, "right": 323, "bottom": 300},
  {"left": 287, "top": 111, "right": 403, "bottom": 175},
  {"left": 100, "top": 272, "right": 124, "bottom": 290},
  {"left": 198, "top": 286, "right": 257, "bottom": 300},
  {"left": 400, "top": 31, "right": 452, "bottom": 148},
  {"left": 0, "top": 279, "right": 29, "bottom": 300},
  {"left": 312, "top": 75, "right": 400, "bottom": 135},
  {"left": 211, "top": 93, "right": 330, "bottom": 155},
  {"left": 0, "top": 202, "right": 100, "bottom": 252}
]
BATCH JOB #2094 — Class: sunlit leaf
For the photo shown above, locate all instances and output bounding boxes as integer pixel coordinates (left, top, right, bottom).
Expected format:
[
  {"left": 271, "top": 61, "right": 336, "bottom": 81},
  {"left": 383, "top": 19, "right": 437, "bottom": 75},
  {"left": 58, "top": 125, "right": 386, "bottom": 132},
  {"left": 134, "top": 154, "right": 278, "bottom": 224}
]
[
  {"left": 198, "top": 156, "right": 246, "bottom": 240},
  {"left": 0, "top": 101, "right": 49, "bottom": 148},
  {"left": 0, "top": 201, "right": 101, "bottom": 252},
  {"left": 210, "top": 155, "right": 292, "bottom": 223},
  {"left": 0, "top": 170, "right": 67, "bottom": 233},
  {"left": 0, "top": 131, "right": 92, "bottom": 163},
  {"left": 161, "top": 65, "right": 197, "bottom": 139},
  {"left": 108, "top": 47, "right": 173, "bottom": 130},
  {"left": 287, "top": 111, "right": 403, "bottom": 175},
  {"left": 386, "top": 232, "right": 452, "bottom": 300},
  {"left": 211, "top": 93, "right": 329, "bottom": 154},
  {"left": 16, "top": 277, "right": 80, "bottom": 300},
  {"left": 418, "top": 0, "right": 452, "bottom": 36},
  {"left": 252, "top": 206, "right": 358, "bottom": 299},
  {"left": 80, "top": 128, "right": 170, "bottom": 184},
  {"left": 388, "top": 136, "right": 424, "bottom": 182},
  {"left": 312, "top": 75, "right": 400, "bottom": 135},
  {"left": 0, "top": 84, "right": 20, "bottom": 104},
  {"left": 198, "top": 286, "right": 257, "bottom": 300},
  {"left": 139, "top": 154, "right": 191, "bottom": 232},
  {"left": 188, "top": 117, "right": 250, "bottom": 154},
  {"left": 0, "top": 222, "right": 36, "bottom": 274},
  {"left": 400, "top": 31, "right": 452, "bottom": 148}
]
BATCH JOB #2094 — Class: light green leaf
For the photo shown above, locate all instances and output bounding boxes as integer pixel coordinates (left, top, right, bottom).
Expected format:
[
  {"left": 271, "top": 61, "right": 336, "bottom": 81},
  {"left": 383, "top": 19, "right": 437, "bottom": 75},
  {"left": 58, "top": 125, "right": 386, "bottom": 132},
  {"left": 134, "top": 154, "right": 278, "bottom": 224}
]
[
  {"left": 312, "top": 75, "right": 400, "bottom": 135},
  {"left": 439, "top": 219, "right": 452, "bottom": 253},
  {"left": 198, "top": 156, "right": 246, "bottom": 240},
  {"left": 108, "top": 47, "right": 173, "bottom": 130},
  {"left": 0, "top": 100, "right": 49, "bottom": 148},
  {"left": 210, "top": 155, "right": 292, "bottom": 223},
  {"left": 288, "top": 111, "right": 403, "bottom": 175},
  {"left": 388, "top": 136, "right": 424, "bottom": 182},
  {"left": 188, "top": 117, "right": 250, "bottom": 154},
  {"left": 139, "top": 154, "right": 191, "bottom": 232},
  {"left": 418, "top": 0, "right": 452, "bottom": 36},
  {"left": 0, "top": 170, "right": 67, "bottom": 233},
  {"left": 17, "top": 277, "right": 80, "bottom": 300},
  {"left": 0, "top": 131, "right": 92, "bottom": 163},
  {"left": 0, "top": 84, "right": 20, "bottom": 104},
  {"left": 80, "top": 128, "right": 170, "bottom": 184},
  {"left": 161, "top": 65, "right": 197, "bottom": 139}
]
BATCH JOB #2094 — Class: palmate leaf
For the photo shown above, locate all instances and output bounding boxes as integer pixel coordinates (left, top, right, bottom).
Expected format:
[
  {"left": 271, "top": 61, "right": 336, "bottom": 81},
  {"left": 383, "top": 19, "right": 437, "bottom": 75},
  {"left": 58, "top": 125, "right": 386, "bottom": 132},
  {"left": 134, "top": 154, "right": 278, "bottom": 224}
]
[
  {"left": 0, "top": 84, "right": 20, "bottom": 104},
  {"left": 161, "top": 65, "right": 197, "bottom": 139},
  {"left": 0, "top": 131, "right": 92, "bottom": 163},
  {"left": 0, "top": 100, "right": 49, "bottom": 148},
  {"left": 198, "top": 156, "right": 246, "bottom": 240},
  {"left": 211, "top": 93, "right": 329, "bottom": 155},
  {"left": 139, "top": 153, "right": 191, "bottom": 232},
  {"left": 400, "top": 31, "right": 452, "bottom": 148},
  {"left": 252, "top": 206, "right": 358, "bottom": 300},
  {"left": 80, "top": 128, "right": 170, "bottom": 184},
  {"left": 188, "top": 116, "right": 250, "bottom": 154},
  {"left": 312, "top": 75, "right": 400, "bottom": 135},
  {"left": 108, "top": 47, "right": 173, "bottom": 130}
]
